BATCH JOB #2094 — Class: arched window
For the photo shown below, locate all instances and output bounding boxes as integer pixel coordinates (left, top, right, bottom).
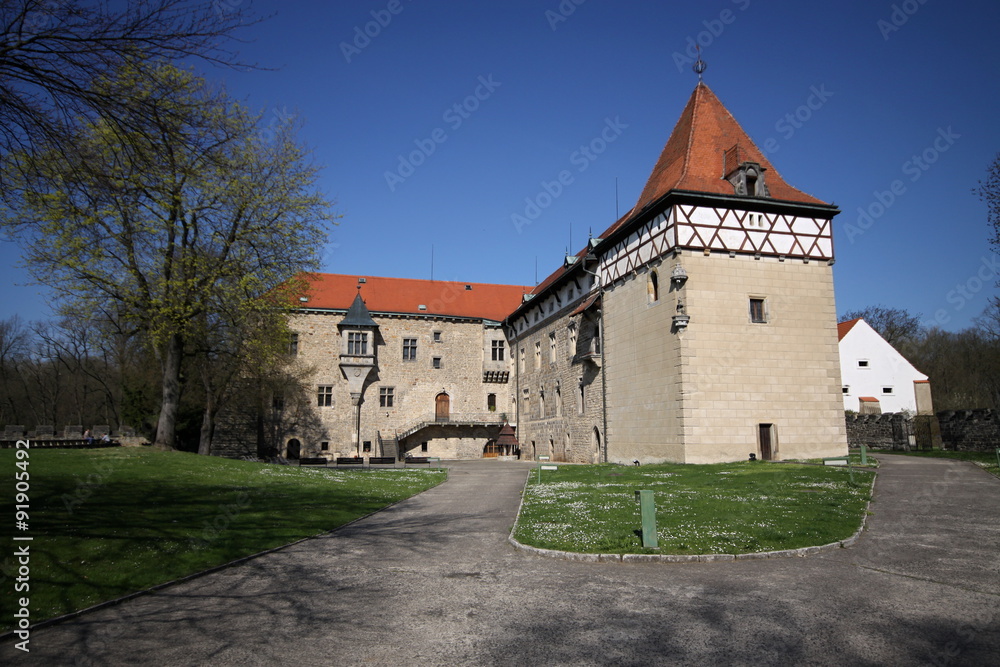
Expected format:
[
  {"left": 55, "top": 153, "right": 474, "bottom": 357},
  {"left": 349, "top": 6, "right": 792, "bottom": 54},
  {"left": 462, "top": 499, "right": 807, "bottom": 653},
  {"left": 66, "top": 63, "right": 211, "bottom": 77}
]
[{"left": 648, "top": 270, "right": 659, "bottom": 303}]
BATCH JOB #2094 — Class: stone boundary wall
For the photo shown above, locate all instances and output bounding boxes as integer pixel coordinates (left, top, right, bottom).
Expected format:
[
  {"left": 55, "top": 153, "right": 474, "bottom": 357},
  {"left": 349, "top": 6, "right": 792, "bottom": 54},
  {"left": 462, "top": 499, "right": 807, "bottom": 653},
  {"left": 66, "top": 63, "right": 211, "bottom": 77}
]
[
  {"left": 846, "top": 409, "right": 999, "bottom": 452},
  {"left": 936, "top": 409, "right": 999, "bottom": 452},
  {"left": 845, "top": 413, "right": 906, "bottom": 449}
]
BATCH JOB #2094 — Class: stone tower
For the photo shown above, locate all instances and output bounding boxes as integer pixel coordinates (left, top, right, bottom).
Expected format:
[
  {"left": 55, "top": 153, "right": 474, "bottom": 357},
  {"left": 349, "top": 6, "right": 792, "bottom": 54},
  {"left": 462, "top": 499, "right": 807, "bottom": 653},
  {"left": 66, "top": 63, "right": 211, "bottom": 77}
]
[{"left": 506, "top": 82, "right": 847, "bottom": 463}]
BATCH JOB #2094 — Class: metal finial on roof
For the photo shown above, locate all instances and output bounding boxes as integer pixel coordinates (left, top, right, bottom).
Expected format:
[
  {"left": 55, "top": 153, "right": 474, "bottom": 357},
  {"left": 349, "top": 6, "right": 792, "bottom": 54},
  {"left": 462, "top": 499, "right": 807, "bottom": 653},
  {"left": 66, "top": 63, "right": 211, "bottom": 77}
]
[{"left": 693, "top": 46, "right": 707, "bottom": 80}]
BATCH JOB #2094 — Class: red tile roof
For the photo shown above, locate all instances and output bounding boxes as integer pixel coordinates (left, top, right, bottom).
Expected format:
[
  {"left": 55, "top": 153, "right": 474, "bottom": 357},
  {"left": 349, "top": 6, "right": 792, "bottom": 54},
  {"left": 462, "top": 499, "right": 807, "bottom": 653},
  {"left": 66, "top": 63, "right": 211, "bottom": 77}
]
[
  {"left": 859, "top": 397, "right": 880, "bottom": 403},
  {"left": 512, "top": 83, "right": 835, "bottom": 325},
  {"left": 837, "top": 318, "right": 862, "bottom": 341},
  {"left": 633, "top": 82, "right": 828, "bottom": 211},
  {"left": 300, "top": 274, "right": 531, "bottom": 322}
]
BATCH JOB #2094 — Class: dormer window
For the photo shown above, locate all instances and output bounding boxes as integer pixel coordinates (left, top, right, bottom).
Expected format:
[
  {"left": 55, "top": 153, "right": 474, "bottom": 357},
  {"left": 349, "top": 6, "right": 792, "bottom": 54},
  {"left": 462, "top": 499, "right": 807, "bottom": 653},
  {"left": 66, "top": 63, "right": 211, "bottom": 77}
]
[
  {"left": 746, "top": 168, "right": 759, "bottom": 196},
  {"left": 724, "top": 146, "right": 770, "bottom": 198}
]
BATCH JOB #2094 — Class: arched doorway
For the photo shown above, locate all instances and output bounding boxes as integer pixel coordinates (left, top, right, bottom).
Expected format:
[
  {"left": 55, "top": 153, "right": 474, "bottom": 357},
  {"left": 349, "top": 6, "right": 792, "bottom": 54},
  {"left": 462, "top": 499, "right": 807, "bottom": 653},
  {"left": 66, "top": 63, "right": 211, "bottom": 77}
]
[
  {"left": 435, "top": 392, "right": 450, "bottom": 421},
  {"left": 286, "top": 438, "right": 301, "bottom": 460},
  {"left": 592, "top": 427, "right": 601, "bottom": 463}
]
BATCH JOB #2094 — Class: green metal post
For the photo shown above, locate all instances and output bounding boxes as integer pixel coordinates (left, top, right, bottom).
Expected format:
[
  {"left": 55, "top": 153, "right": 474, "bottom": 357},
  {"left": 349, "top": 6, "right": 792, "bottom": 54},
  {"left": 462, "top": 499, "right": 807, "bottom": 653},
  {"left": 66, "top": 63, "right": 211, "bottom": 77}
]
[
  {"left": 635, "top": 490, "right": 658, "bottom": 548},
  {"left": 860, "top": 444, "right": 868, "bottom": 466},
  {"left": 995, "top": 447, "right": 999, "bottom": 470}
]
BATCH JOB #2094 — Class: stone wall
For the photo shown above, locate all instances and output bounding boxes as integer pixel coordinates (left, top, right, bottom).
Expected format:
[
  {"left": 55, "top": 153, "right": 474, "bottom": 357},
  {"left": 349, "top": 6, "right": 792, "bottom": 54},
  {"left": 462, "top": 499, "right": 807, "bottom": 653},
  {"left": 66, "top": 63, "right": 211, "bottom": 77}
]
[
  {"left": 845, "top": 409, "right": 999, "bottom": 452},
  {"left": 845, "top": 412, "right": 907, "bottom": 449},
  {"left": 511, "top": 288, "right": 606, "bottom": 464},
  {"left": 213, "top": 310, "right": 516, "bottom": 461},
  {"left": 936, "top": 409, "right": 1000, "bottom": 452}
]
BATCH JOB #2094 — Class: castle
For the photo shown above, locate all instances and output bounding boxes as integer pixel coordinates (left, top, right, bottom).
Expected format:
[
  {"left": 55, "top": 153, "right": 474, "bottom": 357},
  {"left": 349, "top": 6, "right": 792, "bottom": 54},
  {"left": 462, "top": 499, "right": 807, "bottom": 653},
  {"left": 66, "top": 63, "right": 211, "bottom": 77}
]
[{"left": 217, "top": 82, "right": 848, "bottom": 464}]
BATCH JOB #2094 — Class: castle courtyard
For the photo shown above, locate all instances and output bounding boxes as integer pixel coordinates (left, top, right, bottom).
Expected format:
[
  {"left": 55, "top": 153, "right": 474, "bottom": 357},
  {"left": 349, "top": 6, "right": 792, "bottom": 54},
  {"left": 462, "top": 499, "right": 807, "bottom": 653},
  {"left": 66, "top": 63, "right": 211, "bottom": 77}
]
[{"left": 3, "top": 455, "right": 997, "bottom": 665}]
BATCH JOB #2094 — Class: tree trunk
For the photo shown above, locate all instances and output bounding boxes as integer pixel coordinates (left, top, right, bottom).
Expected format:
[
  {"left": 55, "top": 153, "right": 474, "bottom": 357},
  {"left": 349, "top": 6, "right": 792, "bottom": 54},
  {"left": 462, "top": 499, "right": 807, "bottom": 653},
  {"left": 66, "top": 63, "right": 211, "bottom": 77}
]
[
  {"left": 153, "top": 333, "right": 183, "bottom": 449},
  {"left": 198, "top": 376, "right": 215, "bottom": 456},
  {"left": 197, "top": 403, "right": 214, "bottom": 455}
]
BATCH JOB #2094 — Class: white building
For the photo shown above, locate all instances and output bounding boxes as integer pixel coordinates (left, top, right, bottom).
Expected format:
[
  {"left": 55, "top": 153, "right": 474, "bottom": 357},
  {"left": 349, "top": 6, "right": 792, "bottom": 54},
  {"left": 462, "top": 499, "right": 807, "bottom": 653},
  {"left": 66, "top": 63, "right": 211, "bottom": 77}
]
[{"left": 838, "top": 318, "right": 932, "bottom": 414}]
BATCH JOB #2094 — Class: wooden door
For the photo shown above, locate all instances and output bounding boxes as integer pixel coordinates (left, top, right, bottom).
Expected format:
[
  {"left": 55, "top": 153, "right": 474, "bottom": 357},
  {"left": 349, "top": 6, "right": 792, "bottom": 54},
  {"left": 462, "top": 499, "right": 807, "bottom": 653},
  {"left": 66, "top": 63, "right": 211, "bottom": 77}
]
[
  {"left": 759, "top": 424, "right": 773, "bottom": 461},
  {"left": 435, "top": 393, "right": 450, "bottom": 421},
  {"left": 286, "top": 439, "right": 301, "bottom": 460}
]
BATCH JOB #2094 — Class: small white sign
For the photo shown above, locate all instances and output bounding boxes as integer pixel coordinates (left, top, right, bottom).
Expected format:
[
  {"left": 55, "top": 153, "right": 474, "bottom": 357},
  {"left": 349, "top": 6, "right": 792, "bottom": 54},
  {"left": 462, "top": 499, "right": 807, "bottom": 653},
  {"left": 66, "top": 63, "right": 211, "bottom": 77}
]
[
  {"left": 824, "top": 459, "right": 848, "bottom": 466},
  {"left": 540, "top": 465, "right": 558, "bottom": 471}
]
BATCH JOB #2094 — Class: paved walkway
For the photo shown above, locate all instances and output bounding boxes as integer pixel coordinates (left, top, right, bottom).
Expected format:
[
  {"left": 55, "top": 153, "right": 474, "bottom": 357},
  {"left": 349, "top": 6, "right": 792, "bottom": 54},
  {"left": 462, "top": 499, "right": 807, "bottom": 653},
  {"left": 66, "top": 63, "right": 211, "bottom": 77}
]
[{"left": 4, "top": 456, "right": 999, "bottom": 665}]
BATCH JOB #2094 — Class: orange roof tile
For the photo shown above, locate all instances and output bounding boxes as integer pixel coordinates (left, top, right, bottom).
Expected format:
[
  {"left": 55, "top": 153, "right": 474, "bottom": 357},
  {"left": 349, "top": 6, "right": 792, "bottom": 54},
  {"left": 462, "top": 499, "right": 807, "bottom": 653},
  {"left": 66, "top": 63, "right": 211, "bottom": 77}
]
[
  {"left": 301, "top": 274, "right": 531, "bottom": 322},
  {"left": 837, "top": 318, "right": 862, "bottom": 341},
  {"left": 513, "top": 83, "right": 833, "bottom": 324},
  {"left": 859, "top": 397, "right": 880, "bottom": 403},
  {"left": 633, "top": 82, "right": 828, "bottom": 211}
]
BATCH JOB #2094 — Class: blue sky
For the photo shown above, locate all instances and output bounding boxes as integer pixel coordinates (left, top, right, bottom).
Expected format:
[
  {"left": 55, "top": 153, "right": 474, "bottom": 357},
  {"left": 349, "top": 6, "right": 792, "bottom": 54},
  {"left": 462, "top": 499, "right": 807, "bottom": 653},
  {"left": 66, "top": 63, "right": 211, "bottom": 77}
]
[{"left": 2, "top": 0, "right": 999, "bottom": 331}]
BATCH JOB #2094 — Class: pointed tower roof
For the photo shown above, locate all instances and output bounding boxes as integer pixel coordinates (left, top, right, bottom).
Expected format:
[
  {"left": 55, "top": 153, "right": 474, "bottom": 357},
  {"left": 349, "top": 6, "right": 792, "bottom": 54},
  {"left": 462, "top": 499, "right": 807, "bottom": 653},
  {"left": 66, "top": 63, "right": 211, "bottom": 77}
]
[
  {"left": 632, "top": 82, "right": 827, "bottom": 211},
  {"left": 496, "top": 422, "right": 519, "bottom": 447},
  {"left": 339, "top": 292, "right": 378, "bottom": 328}
]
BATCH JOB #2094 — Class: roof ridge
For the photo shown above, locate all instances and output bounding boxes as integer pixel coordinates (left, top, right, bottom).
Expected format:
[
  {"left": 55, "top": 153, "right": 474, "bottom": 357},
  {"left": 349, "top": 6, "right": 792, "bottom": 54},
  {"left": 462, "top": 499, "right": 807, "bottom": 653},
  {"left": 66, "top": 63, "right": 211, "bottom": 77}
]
[{"left": 677, "top": 82, "right": 703, "bottom": 191}]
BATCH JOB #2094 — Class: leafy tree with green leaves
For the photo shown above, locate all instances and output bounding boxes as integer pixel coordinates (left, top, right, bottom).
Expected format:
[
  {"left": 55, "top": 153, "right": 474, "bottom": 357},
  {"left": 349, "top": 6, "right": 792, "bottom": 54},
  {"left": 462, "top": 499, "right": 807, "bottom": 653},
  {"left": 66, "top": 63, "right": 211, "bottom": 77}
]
[{"left": 0, "top": 61, "right": 334, "bottom": 449}]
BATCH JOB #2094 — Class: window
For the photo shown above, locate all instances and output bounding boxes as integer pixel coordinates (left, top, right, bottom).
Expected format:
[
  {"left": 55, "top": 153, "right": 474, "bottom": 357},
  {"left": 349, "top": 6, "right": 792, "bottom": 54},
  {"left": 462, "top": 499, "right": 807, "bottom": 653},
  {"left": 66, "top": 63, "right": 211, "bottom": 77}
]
[
  {"left": 380, "top": 387, "right": 395, "bottom": 407},
  {"left": 534, "top": 341, "right": 541, "bottom": 369},
  {"left": 491, "top": 339, "right": 505, "bottom": 361},
  {"left": 288, "top": 333, "right": 299, "bottom": 356},
  {"left": 317, "top": 385, "right": 333, "bottom": 407},
  {"left": 403, "top": 338, "right": 417, "bottom": 361},
  {"left": 648, "top": 270, "right": 659, "bottom": 303},
  {"left": 433, "top": 331, "right": 442, "bottom": 343},
  {"left": 858, "top": 360, "right": 870, "bottom": 369},
  {"left": 555, "top": 381, "right": 562, "bottom": 416},
  {"left": 433, "top": 356, "right": 442, "bottom": 369},
  {"left": 568, "top": 324, "right": 577, "bottom": 358},
  {"left": 421, "top": 442, "right": 428, "bottom": 452},
  {"left": 882, "top": 387, "right": 894, "bottom": 395},
  {"left": 362, "top": 441, "right": 371, "bottom": 453},
  {"left": 487, "top": 393, "right": 497, "bottom": 411},
  {"left": 549, "top": 332, "right": 556, "bottom": 364},
  {"left": 539, "top": 387, "right": 546, "bottom": 418},
  {"left": 843, "top": 386, "right": 850, "bottom": 394},
  {"left": 749, "top": 298, "right": 766, "bottom": 323},
  {"left": 519, "top": 347, "right": 525, "bottom": 373},
  {"left": 320, "top": 441, "right": 329, "bottom": 451},
  {"left": 348, "top": 331, "right": 368, "bottom": 355},
  {"left": 272, "top": 395, "right": 284, "bottom": 411},
  {"left": 578, "top": 383, "right": 585, "bottom": 415}
]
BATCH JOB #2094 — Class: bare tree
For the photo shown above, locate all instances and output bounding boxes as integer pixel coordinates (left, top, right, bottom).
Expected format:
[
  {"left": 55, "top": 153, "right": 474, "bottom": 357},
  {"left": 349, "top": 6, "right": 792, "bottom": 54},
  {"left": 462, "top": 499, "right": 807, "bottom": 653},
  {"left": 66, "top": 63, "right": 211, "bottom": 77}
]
[
  {"left": 0, "top": 0, "right": 258, "bottom": 158},
  {"left": 978, "top": 152, "right": 1000, "bottom": 258},
  {"left": 840, "top": 305, "right": 923, "bottom": 349}
]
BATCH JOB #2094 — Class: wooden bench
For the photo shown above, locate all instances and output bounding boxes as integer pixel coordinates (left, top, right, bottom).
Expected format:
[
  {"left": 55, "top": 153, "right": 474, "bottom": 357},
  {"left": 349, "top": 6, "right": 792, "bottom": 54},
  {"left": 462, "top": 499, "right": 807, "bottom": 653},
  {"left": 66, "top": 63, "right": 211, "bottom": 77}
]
[
  {"left": 367, "top": 457, "right": 396, "bottom": 466},
  {"left": 299, "top": 457, "right": 329, "bottom": 466},
  {"left": 405, "top": 456, "right": 430, "bottom": 464},
  {"left": 336, "top": 457, "right": 364, "bottom": 466}
]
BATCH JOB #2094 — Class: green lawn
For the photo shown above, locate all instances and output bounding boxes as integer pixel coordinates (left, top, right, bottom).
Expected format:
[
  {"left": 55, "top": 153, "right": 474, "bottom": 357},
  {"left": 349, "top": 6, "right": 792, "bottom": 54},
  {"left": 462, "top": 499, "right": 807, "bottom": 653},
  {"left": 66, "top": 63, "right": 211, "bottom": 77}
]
[
  {"left": 0, "top": 448, "right": 445, "bottom": 630},
  {"left": 514, "top": 461, "right": 874, "bottom": 555},
  {"left": 878, "top": 449, "right": 1000, "bottom": 478}
]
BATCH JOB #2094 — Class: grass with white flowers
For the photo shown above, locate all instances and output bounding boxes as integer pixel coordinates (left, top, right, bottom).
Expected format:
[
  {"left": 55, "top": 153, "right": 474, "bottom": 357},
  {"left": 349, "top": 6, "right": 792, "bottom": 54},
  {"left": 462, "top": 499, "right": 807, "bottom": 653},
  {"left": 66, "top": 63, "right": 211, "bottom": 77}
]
[{"left": 514, "top": 461, "right": 874, "bottom": 555}]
